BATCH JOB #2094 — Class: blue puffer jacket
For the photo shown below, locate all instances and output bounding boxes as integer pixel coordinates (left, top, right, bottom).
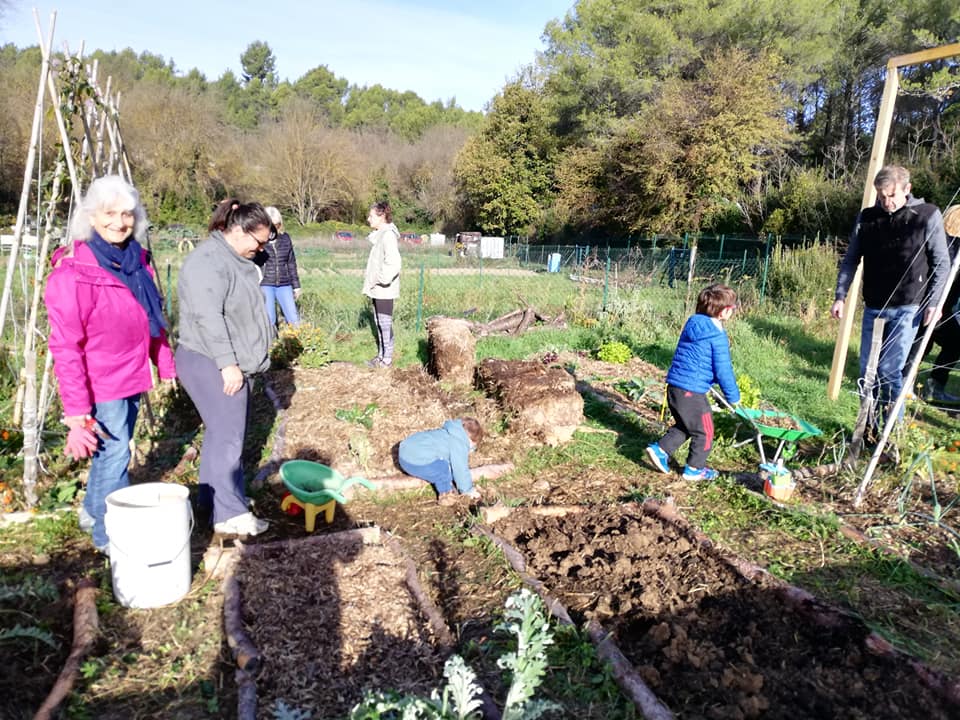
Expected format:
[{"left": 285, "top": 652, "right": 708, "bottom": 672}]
[
  {"left": 665, "top": 314, "right": 740, "bottom": 403},
  {"left": 398, "top": 419, "right": 472, "bottom": 488}
]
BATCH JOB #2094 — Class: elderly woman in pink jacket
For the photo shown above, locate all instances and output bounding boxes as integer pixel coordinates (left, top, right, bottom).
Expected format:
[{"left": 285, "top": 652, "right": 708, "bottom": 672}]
[{"left": 44, "top": 176, "right": 175, "bottom": 554}]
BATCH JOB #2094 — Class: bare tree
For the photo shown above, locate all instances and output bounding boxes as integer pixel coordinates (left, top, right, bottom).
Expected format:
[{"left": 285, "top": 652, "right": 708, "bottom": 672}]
[{"left": 252, "top": 100, "right": 357, "bottom": 224}]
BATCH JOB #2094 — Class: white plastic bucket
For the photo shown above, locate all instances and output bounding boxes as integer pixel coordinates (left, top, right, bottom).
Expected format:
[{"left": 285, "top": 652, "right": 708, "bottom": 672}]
[
  {"left": 547, "top": 253, "right": 561, "bottom": 272},
  {"left": 104, "top": 482, "right": 193, "bottom": 608}
]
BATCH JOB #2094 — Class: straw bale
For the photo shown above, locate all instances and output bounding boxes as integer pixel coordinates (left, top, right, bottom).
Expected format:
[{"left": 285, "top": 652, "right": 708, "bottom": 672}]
[
  {"left": 477, "top": 359, "right": 583, "bottom": 445},
  {"left": 426, "top": 316, "right": 476, "bottom": 385}
]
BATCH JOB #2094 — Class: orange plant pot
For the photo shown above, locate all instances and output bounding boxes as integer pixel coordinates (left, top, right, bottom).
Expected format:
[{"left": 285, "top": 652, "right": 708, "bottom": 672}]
[{"left": 763, "top": 477, "right": 795, "bottom": 501}]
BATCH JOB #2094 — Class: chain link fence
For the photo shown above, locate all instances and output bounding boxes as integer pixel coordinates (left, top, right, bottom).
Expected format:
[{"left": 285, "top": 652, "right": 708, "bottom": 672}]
[{"left": 281, "top": 233, "right": 841, "bottom": 336}]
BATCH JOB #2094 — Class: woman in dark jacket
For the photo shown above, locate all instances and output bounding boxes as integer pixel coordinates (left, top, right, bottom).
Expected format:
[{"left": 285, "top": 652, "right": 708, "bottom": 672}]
[{"left": 260, "top": 206, "right": 301, "bottom": 326}]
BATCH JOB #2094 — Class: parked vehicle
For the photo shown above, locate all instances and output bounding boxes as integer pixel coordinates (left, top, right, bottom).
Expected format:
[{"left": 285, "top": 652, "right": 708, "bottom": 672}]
[
  {"left": 334, "top": 230, "right": 355, "bottom": 242},
  {"left": 400, "top": 232, "right": 422, "bottom": 245}
]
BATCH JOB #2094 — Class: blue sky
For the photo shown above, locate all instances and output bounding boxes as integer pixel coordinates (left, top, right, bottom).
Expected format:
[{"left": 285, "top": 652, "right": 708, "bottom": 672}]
[{"left": 1, "top": 0, "right": 574, "bottom": 111}]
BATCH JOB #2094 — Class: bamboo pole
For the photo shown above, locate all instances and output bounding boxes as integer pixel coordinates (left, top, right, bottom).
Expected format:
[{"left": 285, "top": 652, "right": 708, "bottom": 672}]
[
  {"left": 828, "top": 42, "right": 960, "bottom": 400},
  {"left": 19, "top": 163, "right": 65, "bottom": 507},
  {"left": 0, "top": 11, "right": 56, "bottom": 340}
]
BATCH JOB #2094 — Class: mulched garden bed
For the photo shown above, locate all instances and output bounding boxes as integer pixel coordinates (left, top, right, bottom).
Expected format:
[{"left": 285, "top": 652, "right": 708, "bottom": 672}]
[{"left": 229, "top": 528, "right": 454, "bottom": 719}]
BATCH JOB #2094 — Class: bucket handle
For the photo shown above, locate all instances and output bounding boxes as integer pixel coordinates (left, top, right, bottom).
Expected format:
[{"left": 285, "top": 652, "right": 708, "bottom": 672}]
[{"left": 110, "top": 505, "right": 195, "bottom": 565}]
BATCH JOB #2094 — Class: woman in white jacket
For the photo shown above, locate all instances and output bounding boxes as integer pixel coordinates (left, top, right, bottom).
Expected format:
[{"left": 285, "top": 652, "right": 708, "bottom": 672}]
[{"left": 362, "top": 201, "right": 401, "bottom": 367}]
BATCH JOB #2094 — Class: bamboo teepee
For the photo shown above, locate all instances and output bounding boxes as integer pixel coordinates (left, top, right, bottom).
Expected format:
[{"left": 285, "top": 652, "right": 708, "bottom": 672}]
[{"left": 0, "top": 10, "right": 135, "bottom": 506}]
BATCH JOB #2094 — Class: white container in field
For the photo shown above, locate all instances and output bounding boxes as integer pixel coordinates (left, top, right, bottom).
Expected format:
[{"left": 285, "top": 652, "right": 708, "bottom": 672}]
[
  {"left": 547, "top": 253, "right": 561, "bottom": 272},
  {"left": 105, "top": 483, "right": 193, "bottom": 608},
  {"left": 480, "top": 236, "right": 504, "bottom": 259},
  {"left": 429, "top": 233, "right": 446, "bottom": 246}
]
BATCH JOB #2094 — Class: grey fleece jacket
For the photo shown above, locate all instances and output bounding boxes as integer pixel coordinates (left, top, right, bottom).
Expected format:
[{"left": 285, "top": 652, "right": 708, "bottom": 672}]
[{"left": 177, "top": 231, "right": 275, "bottom": 374}]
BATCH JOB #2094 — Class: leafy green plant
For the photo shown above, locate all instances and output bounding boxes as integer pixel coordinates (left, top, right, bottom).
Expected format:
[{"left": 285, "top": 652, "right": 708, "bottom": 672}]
[
  {"left": 349, "top": 589, "right": 559, "bottom": 720},
  {"left": 272, "top": 700, "right": 312, "bottom": 720},
  {"left": 736, "top": 373, "right": 762, "bottom": 409},
  {"left": 0, "top": 575, "right": 57, "bottom": 603},
  {"left": 596, "top": 341, "right": 632, "bottom": 364},
  {"left": 0, "top": 624, "right": 57, "bottom": 649},
  {"left": 335, "top": 403, "right": 379, "bottom": 429},
  {"left": 614, "top": 378, "right": 649, "bottom": 402}
]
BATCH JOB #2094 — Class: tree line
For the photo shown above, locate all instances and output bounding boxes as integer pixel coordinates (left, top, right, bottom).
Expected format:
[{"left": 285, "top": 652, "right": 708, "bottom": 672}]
[{"left": 1, "top": 0, "right": 959, "bottom": 240}]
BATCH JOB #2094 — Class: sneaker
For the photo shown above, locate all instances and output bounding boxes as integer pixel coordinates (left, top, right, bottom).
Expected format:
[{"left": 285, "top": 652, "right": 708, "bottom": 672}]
[
  {"left": 78, "top": 506, "right": 95, "bottom": 534},
  {"left": 682, "top": 465, "right": 718, "bottom": 481},
  {"left": 646, "top": 444, "right": 670, "bottom": 474},
  {"left": 923, "top": 378, "right": 960, "bottom": 404},
  {"left": 463, "top": 489, "right": 482, "bottom": 501},
  {"left": 214, "top": 511, "right": 269, "bottom": 536},
  {"left": 366, "top": 357, "right": 383, "bottom": 368}
]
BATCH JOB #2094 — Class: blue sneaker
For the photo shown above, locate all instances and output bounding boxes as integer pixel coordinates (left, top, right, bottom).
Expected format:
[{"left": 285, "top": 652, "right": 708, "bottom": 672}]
[
  {"left": 682, "top": 465, "right": 718, "bottom": 481},
  {"left": 646, "top": 444, "right": 670, "bottom": 474}
]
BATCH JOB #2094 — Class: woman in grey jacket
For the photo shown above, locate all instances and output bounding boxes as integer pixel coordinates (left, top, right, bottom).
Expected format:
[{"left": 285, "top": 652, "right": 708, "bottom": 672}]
[
  {"left": 177, "top": 200, "right": 276, "bottom": 536},
  {"left": 362, "top": 201, "right": 401, "bottom": 367}
]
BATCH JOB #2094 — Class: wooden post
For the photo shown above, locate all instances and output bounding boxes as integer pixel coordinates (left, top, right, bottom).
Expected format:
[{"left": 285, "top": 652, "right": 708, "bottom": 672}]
[{"left": 827, "top": 42, "right": 960, "bottom": 400}]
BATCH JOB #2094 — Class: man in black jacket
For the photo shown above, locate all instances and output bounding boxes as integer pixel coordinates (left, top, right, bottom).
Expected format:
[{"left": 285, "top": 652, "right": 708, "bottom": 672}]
[{"left": 831, "top": 165, "right": 950, "bottom": 420}]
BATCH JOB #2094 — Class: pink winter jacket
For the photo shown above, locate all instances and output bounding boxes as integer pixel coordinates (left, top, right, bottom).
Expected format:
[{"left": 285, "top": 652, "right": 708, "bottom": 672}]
[{"left": 44, "top": 240, "right": 176, "bottom": 416}]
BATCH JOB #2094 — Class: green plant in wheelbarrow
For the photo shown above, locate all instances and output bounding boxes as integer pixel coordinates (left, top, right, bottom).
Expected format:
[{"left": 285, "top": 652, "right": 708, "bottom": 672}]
[{"left": 349, "top": 588, "right": 560, "bottom": 720}]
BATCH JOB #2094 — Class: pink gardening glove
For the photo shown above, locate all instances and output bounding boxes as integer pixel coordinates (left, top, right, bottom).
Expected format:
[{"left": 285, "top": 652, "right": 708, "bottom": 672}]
[{"left": 65, "top": 424, "right": 99, "bottom": 460}]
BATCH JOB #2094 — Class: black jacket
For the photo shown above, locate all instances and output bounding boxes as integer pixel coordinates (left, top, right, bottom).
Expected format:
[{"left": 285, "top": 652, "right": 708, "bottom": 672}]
[
  {"left": 835, "top": 195, "right": 949, "bottom": 309},
  {"left": 259, "top": 232, "right": 300, "bottom": 289}
]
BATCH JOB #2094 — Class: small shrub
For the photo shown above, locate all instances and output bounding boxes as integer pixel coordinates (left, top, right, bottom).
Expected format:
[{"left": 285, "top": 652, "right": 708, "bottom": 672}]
[
  {"left": 270, "top": 323, "right": 329, "bottom": 369},
  {"left": 596, "top": 341, "right": 632, "bottom": 364}
]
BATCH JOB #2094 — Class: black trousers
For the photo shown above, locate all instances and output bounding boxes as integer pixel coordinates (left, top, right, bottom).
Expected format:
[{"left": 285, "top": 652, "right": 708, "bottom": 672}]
[{"left": 658, "top": 385, "right": 714, "bottom": 469}]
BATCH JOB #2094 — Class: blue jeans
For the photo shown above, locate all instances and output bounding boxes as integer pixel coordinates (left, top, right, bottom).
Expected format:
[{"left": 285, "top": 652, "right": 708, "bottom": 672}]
[
  {"left": 398, "top": 457, "right": 458, "bottom": 494},
  {"left": 860, "top": 304, "right": 920, "bottom": 413},
  {"left": 84, "top": 395, "right": 141, "bottom": 549},
  {"left": 261, "top": 285, "right": 300, "bottom": 326}
]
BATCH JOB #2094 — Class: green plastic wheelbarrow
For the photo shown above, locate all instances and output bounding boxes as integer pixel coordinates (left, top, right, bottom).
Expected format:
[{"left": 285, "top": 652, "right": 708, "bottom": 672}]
[
  {"left": 710, "top": 388, "right": 822, "bottom": 466},
  {"left": 279, "top": 460, "right": 375, "bottom": 531}
]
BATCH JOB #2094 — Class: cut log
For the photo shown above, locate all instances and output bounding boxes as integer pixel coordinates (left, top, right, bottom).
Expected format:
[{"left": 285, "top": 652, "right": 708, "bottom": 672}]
[{"left": 33, "top": 579, "right": 98, "bottom": 720}]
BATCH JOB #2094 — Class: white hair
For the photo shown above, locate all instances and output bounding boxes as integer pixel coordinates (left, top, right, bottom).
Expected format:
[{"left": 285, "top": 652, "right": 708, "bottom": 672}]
[
  {"left": 264, "top": 205, "right": 283, "bottom": 227},
  {"left": 68, "top": 175, "right": 148, "bottom": 242}
]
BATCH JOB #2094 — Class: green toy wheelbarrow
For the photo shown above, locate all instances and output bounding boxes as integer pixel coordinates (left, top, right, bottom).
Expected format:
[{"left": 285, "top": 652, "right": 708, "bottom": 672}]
[
  {"left": 710, "top": 388, "right": 822, "bottom": 466},
  {"left": 279, "top": 460, "right": 375, "bottom": 532}
]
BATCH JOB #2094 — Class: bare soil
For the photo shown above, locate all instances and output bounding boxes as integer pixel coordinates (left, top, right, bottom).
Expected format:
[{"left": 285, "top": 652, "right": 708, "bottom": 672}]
[{"left": 489, "top": 504, "right": 959, "bottom": 720}]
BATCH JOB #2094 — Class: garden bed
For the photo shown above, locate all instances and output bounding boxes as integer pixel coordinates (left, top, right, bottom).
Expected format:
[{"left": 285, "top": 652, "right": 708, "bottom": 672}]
[
  {"left": 486, "top": 502, "right": 960, "bottom": 719},
  {"left": 228, "top": 528, "right": 453, "bottom": 719}
]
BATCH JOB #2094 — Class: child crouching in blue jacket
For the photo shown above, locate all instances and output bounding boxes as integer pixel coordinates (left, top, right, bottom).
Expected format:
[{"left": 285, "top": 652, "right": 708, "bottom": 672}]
[
  {"left": 647, "top": 284, "right": 740, "bottom": 481},
  {"left": 399, "top": 418, "right": 483, "bottom": 505}
]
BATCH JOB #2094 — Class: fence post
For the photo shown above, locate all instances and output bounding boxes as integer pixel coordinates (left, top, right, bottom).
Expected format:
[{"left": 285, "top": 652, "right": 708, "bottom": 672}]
[
  {"left": 718, "top": 234, "right": 725, "bottom": 261},
  {"left": 416, "top": 262, "right": 425, "bottom": 332},
  {"left": 603, "top": 256, "right": 611, "bottom": 311},
  {"left": 165, "top": 262, "right": 172, "bottom": 317},
  {"left": 760, "top": 234, "right": 772, "bottom": 301}
]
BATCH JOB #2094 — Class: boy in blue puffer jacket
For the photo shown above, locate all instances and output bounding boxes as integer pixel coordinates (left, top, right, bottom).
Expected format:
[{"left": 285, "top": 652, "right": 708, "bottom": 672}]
[
  {"left": 647, "top": 284, "right": 740, "bottom": 480},
  {"left": 398, "top": 418, "right": 483, "bottom": 505}
]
